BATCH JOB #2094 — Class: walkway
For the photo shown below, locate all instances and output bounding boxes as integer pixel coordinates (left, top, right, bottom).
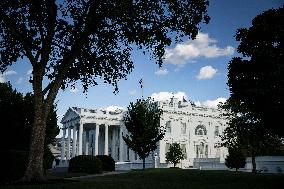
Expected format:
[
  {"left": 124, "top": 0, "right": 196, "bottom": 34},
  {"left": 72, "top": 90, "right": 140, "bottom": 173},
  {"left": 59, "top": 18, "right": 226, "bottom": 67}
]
[{"left": 64, "top": 171, "right": 129, "bottom": 180}]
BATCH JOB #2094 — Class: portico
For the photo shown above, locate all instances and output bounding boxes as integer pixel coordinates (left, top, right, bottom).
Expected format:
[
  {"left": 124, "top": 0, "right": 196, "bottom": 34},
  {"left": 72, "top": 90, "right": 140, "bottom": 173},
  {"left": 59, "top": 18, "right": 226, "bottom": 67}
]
[{"left": 60, "top": 107, "right": 125, "bottom": 165}]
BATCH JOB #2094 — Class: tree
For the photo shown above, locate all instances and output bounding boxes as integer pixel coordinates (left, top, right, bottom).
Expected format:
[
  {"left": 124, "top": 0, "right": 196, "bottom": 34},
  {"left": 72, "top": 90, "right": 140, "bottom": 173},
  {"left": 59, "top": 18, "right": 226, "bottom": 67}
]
[
  {"left": 123, "top": 99, "right": 164, "bottom": 170},
  {"left": 165, "top": 142, "right": 185, "bottom": 168},
  {"left": 222, "top": 7, "right": 283, "bottom": 173},
  {"left": 227, "top": 7, "right": 284, "bottom": 137},
  {"left": 225, "top": 147, "right": 246, "bottom": 172},
  {"left": 0, "top": 82, "right": 59, "bottom": 177},
  {"left": 0, "top": 0, "right": 210, "bottom": 181}
]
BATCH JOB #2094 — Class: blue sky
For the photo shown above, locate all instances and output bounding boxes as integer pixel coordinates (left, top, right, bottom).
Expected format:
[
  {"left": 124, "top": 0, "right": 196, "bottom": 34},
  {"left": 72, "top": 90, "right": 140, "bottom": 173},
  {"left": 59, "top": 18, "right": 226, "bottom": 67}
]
[{"left": 1, "top": 0, "right": 283, "bottom": 133}]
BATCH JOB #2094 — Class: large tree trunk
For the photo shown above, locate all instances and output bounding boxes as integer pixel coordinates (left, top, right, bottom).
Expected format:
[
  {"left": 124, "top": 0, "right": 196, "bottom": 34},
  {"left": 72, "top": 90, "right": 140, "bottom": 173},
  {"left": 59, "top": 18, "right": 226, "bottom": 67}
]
[
  {"left": 143, "top": 158, "right": 145, "bottom": 170},
  {"left": 20, "top": 100, "right": 47, "bottom": 182},
  {"left": 20, "top": 69, "right": 51, "bottom": 182}
]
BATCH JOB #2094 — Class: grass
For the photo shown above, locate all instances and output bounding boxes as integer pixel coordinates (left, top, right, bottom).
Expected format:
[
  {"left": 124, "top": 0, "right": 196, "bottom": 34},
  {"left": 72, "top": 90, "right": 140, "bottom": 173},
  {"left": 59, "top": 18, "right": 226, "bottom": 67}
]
[{"left": 1, "top": 169, "right": 283, "bottom": 189}]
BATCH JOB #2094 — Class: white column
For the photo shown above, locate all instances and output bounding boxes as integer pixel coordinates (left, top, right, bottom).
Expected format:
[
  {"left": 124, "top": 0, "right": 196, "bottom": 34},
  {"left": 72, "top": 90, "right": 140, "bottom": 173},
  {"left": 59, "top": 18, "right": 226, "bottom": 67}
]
[
  {"left": 85, "top": 130, "right": 89, "bottom": 155},
  {"left": 72, "top": 126, "right": 77, "bottom": 157},
  {"left": 95, "top": 124, "right": 100, "bottom": 155},
  {"left": 119, "top": 126, "right": 123, "bottom": 161},
  {"left": 83, "top": 131, "right": 86, "bottom": 155},
  {"left": 104, "top": 125, "right": 109, "bottom": 155},
  {"left": 89, "top": 130, "right": 93, "bottom": 155},
  {"left": 61, "top": 128, "right": 66, "bottom": 162},
  {"left": 78, "top": 121, "right": 83, "bottom": 155},
  {"left": 111, "top": 127, "right": 116, "bottom": 160},
  {"left": 66, "top": 126, "right": 71, "bottom": 160}
]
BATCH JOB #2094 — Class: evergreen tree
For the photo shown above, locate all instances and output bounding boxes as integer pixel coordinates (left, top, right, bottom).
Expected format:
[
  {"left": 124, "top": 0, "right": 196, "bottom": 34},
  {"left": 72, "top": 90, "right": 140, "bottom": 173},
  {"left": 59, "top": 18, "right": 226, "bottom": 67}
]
[
  {"left": 225, "top": 147, "right": 246, "bottom": 172},
  {"left": 222, "top": 7, "right": 283, "bottom": 173}
]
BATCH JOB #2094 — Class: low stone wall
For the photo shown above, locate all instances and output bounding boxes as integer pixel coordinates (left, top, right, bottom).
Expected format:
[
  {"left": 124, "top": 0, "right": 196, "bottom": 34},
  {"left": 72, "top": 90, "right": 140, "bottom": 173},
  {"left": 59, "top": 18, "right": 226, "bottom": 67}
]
[
  {"left": 245, "top": 156, "right": 284, "bottom": 174},
  {"left": 115, "top": 162, "right": 155, "bottom": 170},
  {"left": 193, "top": 158, "right": 228, "bottom": 170}
]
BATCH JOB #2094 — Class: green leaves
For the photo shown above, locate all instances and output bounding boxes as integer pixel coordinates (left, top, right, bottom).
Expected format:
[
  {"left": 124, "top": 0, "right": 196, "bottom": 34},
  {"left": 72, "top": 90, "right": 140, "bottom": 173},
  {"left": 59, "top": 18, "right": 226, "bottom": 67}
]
[
  {"left": 165, "top": 142, "right": 185, "bottom": 167},
  {"left": 123, "top": 98, "right": 164, "bottom": 160}
]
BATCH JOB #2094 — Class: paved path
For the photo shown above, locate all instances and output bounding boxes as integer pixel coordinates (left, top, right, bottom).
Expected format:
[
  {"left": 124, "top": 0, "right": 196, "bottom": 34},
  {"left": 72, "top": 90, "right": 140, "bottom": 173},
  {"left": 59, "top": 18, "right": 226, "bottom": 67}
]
[{"left": 65, "top": 171, "right": 129, "bottom": 180}]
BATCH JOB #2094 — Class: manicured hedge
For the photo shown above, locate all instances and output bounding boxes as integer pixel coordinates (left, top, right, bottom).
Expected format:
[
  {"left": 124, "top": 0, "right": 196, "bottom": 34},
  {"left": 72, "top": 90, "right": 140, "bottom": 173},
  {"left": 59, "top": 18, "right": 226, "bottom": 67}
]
[
  {"left": 68, "top": 155, "right": 102, "bottom": 174},
  {"left": 96, "top": 155, "right": 115, "bottom": 171}
]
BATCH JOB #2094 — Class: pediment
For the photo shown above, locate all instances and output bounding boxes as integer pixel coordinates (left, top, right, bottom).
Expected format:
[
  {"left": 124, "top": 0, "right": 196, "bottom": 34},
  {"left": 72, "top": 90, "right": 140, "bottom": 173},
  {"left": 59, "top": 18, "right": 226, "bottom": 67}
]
[{"left": 61, "top": 107, "right": 80, "bottom": 124}]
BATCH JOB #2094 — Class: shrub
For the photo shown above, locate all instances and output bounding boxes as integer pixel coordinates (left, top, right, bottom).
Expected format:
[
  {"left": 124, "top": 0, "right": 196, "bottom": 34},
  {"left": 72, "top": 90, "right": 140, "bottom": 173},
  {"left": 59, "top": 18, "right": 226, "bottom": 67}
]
[
  {"left": 68, "top": 155, "right": 102, "bottom": 174},
  {"left": 43, "top": 147, "right": 55, "bottom": 171},
  {"left": 96, "top": 155, "right": 115, "bottom": 171},
  {"left": 225, "top": 147, "right": 246, "bottom": 172},
  {"left": 1, "top": 150, "right": 28, "bottom": 183}
]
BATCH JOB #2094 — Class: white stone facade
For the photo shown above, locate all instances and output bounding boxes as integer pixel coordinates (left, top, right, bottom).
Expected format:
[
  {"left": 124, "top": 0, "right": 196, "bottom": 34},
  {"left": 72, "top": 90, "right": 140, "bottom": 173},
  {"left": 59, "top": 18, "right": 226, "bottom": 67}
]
[{"left": 60, "top": 97, "right": 228, "bottom": 168}]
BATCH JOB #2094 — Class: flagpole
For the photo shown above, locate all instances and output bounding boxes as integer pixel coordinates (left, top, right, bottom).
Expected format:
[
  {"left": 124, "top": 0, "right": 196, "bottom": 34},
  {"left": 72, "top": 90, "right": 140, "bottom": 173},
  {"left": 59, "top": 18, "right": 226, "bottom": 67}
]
[{"left": 139, "top": 78, "right": 144, "bottom": 99}]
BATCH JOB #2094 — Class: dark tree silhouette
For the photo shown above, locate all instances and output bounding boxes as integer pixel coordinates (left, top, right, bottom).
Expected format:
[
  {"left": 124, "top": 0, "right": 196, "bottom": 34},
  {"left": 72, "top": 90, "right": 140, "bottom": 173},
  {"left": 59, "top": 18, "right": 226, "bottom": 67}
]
[
  {"left": 123, "top": 99, "right": 164, "bottom": 170},
  {"left": 222, "top": 7, "right": 283, "bottom": 173},
  {"left": 0, "top": 0, "right": 209, "bottom": 181},
  {"left": 225, "top": 147, "right": 246, "bottom": 172},
  {"left": 0, "top": 82, "right": 59, "bottom": 175},
  {"left": 165, "top": 142, "right": 185, "bottom": 167}
]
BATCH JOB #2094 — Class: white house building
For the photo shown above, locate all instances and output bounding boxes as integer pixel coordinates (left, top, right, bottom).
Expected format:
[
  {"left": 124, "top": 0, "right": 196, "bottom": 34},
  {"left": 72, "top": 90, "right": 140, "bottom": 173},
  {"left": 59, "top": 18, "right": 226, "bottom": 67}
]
[{"left": 60, "top": 97, "right": 228, "bottom": 169}]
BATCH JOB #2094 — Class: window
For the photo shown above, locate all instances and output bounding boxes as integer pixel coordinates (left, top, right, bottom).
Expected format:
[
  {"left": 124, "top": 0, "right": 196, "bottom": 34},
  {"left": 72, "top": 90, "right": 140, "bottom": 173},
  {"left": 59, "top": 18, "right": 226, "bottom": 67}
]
[
  {"left": 180, "top": 144, "right": 187, "bottom": 159},
  {"left": 195, "top": 125, "right": 207, "bottom": 135},
  {"left": 165, "top": 143, "right": 170, "bottom": 154},
  {"left": 214, "top": 126, "right": 219, "bottom": 137},
  {"left": 181, "top": 123, "right": 186, "bottom": 135},
  {"left": 166, "top": 121, "right": 171, "bottom": 133}
]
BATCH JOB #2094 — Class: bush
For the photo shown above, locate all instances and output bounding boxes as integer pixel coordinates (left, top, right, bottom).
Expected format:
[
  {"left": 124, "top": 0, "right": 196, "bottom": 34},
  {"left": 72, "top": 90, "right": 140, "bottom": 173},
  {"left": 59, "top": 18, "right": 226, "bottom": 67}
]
[
  {"left": 68, "top": 155, "right": 102, "bottom": 174},
  {"left": 96, "top": 155, "right": 115, "bottom": 171},
  {"left": 1, "top": 150, "right": 28, "bottom": 183},
  {"left": 225, "top": 147, "right": 246, "bottom": 172}
]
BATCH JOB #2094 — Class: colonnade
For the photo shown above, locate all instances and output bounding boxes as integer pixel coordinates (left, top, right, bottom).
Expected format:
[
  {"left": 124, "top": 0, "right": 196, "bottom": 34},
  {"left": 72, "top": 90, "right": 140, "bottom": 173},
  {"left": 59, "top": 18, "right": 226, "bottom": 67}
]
[{"left": 60, "top": 121, "right": 124, "bottom": 163}]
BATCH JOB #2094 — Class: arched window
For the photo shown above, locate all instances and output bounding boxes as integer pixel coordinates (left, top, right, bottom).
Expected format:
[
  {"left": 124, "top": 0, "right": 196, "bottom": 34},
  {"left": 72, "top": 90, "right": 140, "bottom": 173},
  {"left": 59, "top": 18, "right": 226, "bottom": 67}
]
[
  {"left": 166, "top": 121, "right": 171, "bottom": 133},
  {"left": 195, "top": 125, "right": 207, "bottom": 135}
]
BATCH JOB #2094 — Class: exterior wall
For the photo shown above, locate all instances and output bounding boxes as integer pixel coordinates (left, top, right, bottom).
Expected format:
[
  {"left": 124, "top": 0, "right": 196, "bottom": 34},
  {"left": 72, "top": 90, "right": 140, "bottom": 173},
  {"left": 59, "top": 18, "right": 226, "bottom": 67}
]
[
  {"left": 60, "top": 97, "right": 229, "bottom": 168},
  {"left": 157, "top": 98, "right": 228, "bottom": 167},
  {"left": 245, "top": 156, "right": 284, "bottom": 174}
]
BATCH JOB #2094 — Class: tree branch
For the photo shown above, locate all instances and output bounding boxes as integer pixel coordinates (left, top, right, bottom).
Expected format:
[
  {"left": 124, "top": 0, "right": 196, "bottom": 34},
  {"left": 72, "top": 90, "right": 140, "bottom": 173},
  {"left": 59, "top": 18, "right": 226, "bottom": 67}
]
[{"left": 0, "top": 10, "right": 37, "bottom": 66}]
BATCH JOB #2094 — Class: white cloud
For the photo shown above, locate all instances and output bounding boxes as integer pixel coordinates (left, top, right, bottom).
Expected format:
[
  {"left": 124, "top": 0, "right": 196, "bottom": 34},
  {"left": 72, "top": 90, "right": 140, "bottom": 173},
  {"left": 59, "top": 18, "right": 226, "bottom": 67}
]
[
  {"left": 27, "top": 69, "right": 33, "bottom": 75},
  {"left": 70, "top": 87, "right": 79, "bottom": 93},
  {"left": 165, "top": 32, "right": 234, "bottom": 65},
  {"left": 17, "top": 77, "right": 24, "bottom": 84},
  {"left": 129, "top": 90, "right": 137, "bottom": 96},
  {"left": 150, "top": 91, "right": 188, "bottom": 102},
  {"left": 195, "top": 97, "right": 227, "bottom": 109},
  {"left": 0, "top": 70, "right": 17, "bottom": 83},
  {"left": 105, "top": 106, "right": 124, "bottom": 112},
  {"left": 196, "top": 66, "right": 218, "bottom": 80},
  {"left": 154, "top": 68, "right": 169, "bottom": 76}
]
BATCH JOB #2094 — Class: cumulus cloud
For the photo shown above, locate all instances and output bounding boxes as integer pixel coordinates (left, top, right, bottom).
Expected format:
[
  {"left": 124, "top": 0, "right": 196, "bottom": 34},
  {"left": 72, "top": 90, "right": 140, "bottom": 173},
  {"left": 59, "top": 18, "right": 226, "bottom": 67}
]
[
  {"left": 195, "top": 97, "right": 227, "bottom": 109},
  {"left": 105, "top": 106, "right": 124, "bottom": 112},
  {"left": 129, "top": 90, "right": 137, "bottom": 96},
  {"left": 196, "top": 66, "right": 218, "bottom": 80},
  {"left": 165, "top": 32, "right": 234, "bottom": 65},
  {"left": 150, "top": 91, "right": 188, "bottom": 102},
  {"left": 70, "top": 87, "right": 79, "bottom": 93},
  {"left": 154, "top": 68, "right": 169, "bottom": 76},
  {"left": 0, "top": 70, "right": 17, "bottom": 83}
]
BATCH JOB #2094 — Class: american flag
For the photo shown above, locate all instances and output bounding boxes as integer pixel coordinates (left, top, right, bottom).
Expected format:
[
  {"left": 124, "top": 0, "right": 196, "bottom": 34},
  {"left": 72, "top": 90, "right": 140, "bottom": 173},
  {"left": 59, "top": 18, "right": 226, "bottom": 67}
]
[{"left": 139, "top": 78, "right": 143, "bottom": 88}]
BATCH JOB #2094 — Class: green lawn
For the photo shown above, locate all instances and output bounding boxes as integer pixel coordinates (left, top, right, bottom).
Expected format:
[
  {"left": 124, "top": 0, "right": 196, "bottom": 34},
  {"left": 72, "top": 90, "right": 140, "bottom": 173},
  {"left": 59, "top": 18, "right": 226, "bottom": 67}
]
[{"left": 1, "top": 169, "right": 283, "bottom": 189}]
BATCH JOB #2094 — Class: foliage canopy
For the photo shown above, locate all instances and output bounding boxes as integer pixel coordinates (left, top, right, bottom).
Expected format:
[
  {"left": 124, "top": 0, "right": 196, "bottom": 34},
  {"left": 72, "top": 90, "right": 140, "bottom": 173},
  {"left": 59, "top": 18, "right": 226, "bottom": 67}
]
[
  {"left": 165, "top": 142, "right": 185, "bottom": 167},
  {"left": 123, "top": 98, "right": 164, "bottom": 169}
]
